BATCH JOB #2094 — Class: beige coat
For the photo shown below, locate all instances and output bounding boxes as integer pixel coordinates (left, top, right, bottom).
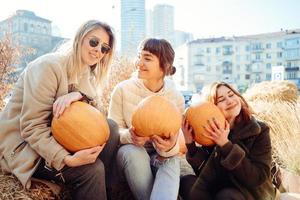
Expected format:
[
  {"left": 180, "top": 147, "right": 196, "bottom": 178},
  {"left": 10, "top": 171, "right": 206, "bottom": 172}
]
[{"left": 0, "top": 53, "right": 101, "bottom": 189}]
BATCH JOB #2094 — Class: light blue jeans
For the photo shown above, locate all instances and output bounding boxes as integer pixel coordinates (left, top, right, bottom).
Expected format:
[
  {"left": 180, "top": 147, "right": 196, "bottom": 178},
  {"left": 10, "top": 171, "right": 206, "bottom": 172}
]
[{"left": 117, "top": 144, "right": 180, "bottom": 200}]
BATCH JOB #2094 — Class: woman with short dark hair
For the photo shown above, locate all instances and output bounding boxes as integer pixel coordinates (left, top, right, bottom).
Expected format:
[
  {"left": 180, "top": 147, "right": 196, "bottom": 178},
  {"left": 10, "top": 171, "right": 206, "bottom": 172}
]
[{"left": 108, "top": 38, "right": 184, "bottom": 200}]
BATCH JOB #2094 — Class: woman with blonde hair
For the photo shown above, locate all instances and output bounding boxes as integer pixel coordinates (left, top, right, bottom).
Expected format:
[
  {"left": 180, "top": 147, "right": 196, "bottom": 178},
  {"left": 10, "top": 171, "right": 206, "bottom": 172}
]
[
  {"left": 180, "top": 82, "right": 278, "bottom": 200},
  {"left": 0, "top": 20, "right": 119, "bottom": 200}
]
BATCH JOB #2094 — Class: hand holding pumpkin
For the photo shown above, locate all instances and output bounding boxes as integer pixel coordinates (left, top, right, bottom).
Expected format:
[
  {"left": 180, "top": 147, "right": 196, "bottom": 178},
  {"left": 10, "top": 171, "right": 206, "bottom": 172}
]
[
  {"left": 53, "top": 92, "right": 83, "bottom": 118},
  {"left": 63, "top": 144, "right": 105, "bottom": 167},
  {"left": 203, "top": 118, "right": 230, "bottom": 147},
  {"left": 151, "top": 132, "right": 178, "bottom": 152},
  {"left": 130, "top": 127, "right": 150, "bottom": 146},
  {"left": 181, "top": 117, "right": 195, "bottom": 144}
]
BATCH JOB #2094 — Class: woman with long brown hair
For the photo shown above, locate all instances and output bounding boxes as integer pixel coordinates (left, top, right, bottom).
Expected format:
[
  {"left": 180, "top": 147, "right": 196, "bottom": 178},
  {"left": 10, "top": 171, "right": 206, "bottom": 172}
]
[{"left": 180, "top": 82, "right": 278, "bottom": 200}]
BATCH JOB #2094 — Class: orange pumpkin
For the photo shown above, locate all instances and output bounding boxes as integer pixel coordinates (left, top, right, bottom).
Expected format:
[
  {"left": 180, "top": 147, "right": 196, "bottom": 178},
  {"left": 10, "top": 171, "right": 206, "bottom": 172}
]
[
  {"left": 132, "top": 95, "right": 182, "bottom": 138},
  {"left": 51, "top": 101, "right": 110, "bottom": 152},
  {"left": 185, "top": 102, "right": 225, "bottom": 146}
]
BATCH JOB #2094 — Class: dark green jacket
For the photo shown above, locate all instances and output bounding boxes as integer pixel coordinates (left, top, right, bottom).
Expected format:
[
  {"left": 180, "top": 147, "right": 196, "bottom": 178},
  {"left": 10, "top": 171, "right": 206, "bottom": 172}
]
[{"left": 186, "top": 117, "right": 277, "bottom": 200}]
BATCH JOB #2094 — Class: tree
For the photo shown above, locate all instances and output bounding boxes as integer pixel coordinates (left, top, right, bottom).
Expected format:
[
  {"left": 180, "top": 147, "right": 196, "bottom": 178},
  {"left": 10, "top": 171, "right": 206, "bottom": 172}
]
[{"left": 0, "top": 35, "right": 19, "bottom": 110}]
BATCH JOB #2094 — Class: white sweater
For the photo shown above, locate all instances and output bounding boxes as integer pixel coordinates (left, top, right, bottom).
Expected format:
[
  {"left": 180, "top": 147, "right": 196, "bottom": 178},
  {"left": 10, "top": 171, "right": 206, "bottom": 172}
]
[{"left": 108, "top": 76, "right": 185, "bottom": 157}]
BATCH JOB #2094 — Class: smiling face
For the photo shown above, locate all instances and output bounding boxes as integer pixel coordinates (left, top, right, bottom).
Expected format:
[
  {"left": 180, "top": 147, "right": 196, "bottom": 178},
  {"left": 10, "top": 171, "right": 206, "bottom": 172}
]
[
  {"left": 216, "top": 85, "right": 242, "bottom": 122},
  {"left": 136, "top": 50, "right": 164, "bottom": 81},
  {"left": 81, "top": 28, "right": 110, "bottom": 66}
]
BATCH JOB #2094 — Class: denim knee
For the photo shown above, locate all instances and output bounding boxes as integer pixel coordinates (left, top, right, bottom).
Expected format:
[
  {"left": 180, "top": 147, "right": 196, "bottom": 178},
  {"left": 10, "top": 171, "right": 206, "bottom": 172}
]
[
  {"left": 117, "top": 144, "right": 150, "bottom": 170},
  {"left": 107, "top": 119, "right": 120, "bottom": 144}
]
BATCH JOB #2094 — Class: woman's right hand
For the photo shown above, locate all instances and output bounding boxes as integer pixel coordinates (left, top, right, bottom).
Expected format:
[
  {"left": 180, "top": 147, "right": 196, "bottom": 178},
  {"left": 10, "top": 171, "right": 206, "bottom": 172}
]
[
  {"left": 130, "top": 126, "right": 150, "bottom": 147},
  {"left": 63, "top": 144, "right": 105, "bottom": 167},
  {"left": 53, "top": 92, "right": 83, "bottom": 118},
  {"left": 182, "top": 117, "right": 195, "bottom": 144}
]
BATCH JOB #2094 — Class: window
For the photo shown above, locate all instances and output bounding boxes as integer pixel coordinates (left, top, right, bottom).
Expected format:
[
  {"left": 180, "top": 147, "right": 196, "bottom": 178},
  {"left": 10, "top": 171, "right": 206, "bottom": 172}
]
[
  {"left": 285, "top": 38, "right": 300, "bottom": 47},
  {"left": 277, "top": 52, "right": 283, "bottom": 58},
  {"left": 255, "top": 53, "right": 261, "bottom": 60},
  {"left": 266, "top": 63, "right": 272, "bottom": 69},
  {"left": 285, "top": 49, "right": 300, "bottom": 60},
  {"left": 246, "top": 64, "right": 251, "bottom": 72},
  {"left": 246, "top": 55, "right": 251, "bottom": 61},
  {"left": 206, "top": 47, "right": 211, "bottom": 53},
  {"left": 266, "top": 43, "right": 272, "bottom": 49},
  {"left": 287, "top": 72, "right": 296, "bottom": 79},
  {"left": 252, "top": 43, "right": 262, "bottom": 50},
  {"left": 206, "top": 66, "right": 211, "bottom": 72},
  {"left": 245, "top": 45, "right": 250, "bottom": 51},
  {"left": 266, "top": 53, "right": 271, "bottom": 59},
  {"left": 277, "top": 42, "right": 283, "bottom": 48},
  {"left": 245, "top": 74, "right": 250, "bottom": 79},
  {"left": 24, "top": 23, "right": 28, "bottom": 32},
  {"left": 223, "top": 45, "right": 233, "bottom": 55},
  {"left": 266, "top": 73, "right": 272, "bottom": 80},
  {"left": 215, "top": 47, "right": 220, "bottom": 54},
  {"left": 277, "top": 62, "right": 282, "bottom": 66}
]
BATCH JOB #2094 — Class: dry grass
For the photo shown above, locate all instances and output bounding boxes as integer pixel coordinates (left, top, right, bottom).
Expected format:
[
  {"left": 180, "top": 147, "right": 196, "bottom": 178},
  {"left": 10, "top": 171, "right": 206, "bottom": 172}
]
[
  {"left": 98, "top": 56, "right": 136, "bottom": 116},
  {"left": 0, "top": 173, "right": 57, "bottom": 200},
  {"left": 243, "top": 80, "right": 298, "bottom": 104},
  {"left": 244, "top": 81, "right": 300, "bottom": 175}
]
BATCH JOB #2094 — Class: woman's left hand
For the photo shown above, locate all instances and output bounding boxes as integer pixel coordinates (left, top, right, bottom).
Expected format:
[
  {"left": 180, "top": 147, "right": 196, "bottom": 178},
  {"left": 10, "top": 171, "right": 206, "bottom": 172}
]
[
  {"left": 203, "top": 118, "right": 230, "bottom": 147},
  {"left": 53, "top": 92, "right": 83, "bottom": 118},
  {"left": 151, "top": 132, "right": 178, "bottom": 152}
]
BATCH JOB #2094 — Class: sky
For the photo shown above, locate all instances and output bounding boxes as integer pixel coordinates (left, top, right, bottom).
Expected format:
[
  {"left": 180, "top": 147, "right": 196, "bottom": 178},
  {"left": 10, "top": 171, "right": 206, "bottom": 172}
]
[{"left": 1, "top": 0, "right": 300, "bottom": 49}]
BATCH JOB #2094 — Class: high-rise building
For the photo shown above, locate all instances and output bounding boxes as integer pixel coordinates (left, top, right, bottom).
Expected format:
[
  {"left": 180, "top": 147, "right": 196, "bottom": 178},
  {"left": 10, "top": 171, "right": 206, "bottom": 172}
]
[
  {"left": 0, "top": 10, "right": 65, "bottom": 70},
  {"left": 153, "top": 4, "right": 174, "bottom": 44},
  {"left": 174, "top": 29, "right": 300, "bottom": 92},
  {"left": 121, "top": 0, "right": 145, "bottom": 57},
  {"left": 145, "top": 9, "right": 153, "bottom": 38}
]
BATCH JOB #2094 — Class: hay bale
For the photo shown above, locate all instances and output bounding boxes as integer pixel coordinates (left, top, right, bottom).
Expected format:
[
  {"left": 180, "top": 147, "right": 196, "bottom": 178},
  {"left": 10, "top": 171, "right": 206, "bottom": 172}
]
[
  {"left": 0, "top": 171, "right": 64, "bottom": 200},
  {"left": 98, "top": 56, "right": 135, "bottom": 116},
  {"left": 243, "top": 81, "right": 298, "bottom": 104},
  {"left": 246, "top": 100, "right": 300, "bottom": 175}
]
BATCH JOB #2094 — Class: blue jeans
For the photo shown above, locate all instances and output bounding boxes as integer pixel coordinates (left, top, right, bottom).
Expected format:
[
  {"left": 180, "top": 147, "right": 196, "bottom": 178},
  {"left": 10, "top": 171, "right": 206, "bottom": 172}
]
[{"left": 117, "top": 144, "right": 180, "bottom": 200}]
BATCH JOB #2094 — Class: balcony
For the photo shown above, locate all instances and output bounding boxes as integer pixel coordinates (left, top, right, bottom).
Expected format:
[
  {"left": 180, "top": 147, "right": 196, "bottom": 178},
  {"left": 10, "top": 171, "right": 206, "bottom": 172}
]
[
  {"left": 284, "top": 38, "right": 300, "bottom": 49},
  {"left": 222, "top": 70, "right": 232, "bottom": 74},
  {"left": 285, "top": 67, "right": 299, "bottom": 71},
  {"left": 223, "top": 51, "right": 234, "bottom": 56},
  {"left": 251, "top": 59, "right": 263, "bottom": 63},
  {"left": 251, "top": 47, "right": 264, "bottom": 52}
]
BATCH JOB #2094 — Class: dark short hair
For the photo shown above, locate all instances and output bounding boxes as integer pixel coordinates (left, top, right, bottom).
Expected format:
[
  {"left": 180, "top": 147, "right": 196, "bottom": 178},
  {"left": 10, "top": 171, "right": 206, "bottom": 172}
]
[{"left": 139, "top": 38, "right": 176, "bottom": 75}]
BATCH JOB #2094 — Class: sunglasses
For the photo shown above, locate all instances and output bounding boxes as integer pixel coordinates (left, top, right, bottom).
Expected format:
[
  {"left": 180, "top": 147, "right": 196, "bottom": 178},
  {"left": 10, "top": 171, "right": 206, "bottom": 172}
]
[{"left": 89, "top": 38, "right": 111, "bottom": 54}]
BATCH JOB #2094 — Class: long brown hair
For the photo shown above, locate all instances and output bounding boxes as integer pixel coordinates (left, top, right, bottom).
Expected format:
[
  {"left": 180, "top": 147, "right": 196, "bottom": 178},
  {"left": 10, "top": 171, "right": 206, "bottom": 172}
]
[
  {"left": 138, "top": 38, "right": 176, "bottom": 76},
  {"left": 202, "top": 82, "right": 253, "bottom": 123}
]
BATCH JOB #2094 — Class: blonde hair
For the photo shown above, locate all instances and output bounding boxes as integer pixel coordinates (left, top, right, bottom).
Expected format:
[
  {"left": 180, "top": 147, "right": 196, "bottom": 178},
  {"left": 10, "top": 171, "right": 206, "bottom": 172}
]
[
  {"left": 58, "top": 20, "right": 115, "bottom": 85},
  {"left": 201, "top": 81, "right": 253, "bottom": 123}
]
